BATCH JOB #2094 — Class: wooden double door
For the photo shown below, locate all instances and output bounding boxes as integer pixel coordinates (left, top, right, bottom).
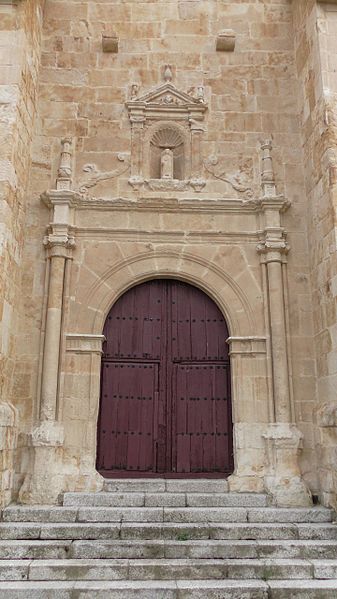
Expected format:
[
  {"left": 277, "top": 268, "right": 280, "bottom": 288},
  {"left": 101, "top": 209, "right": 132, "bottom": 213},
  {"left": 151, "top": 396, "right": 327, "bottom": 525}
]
[{"left": 97, "top": 280, "right": 233, "bottom": 477}]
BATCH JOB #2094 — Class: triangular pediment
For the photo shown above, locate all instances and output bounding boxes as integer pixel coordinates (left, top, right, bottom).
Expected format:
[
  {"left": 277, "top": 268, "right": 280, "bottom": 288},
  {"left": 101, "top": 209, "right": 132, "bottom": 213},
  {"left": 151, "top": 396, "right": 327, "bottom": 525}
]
[{"left": 127, "top": 83, "right": 205, "bottom": 108}]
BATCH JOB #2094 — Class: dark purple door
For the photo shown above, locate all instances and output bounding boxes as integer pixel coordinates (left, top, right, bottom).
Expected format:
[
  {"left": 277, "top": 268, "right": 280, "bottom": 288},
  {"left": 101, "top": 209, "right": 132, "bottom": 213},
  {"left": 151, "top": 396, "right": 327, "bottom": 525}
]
[{"left": 97, "top": 280, "right": 233, "bottom": 477}]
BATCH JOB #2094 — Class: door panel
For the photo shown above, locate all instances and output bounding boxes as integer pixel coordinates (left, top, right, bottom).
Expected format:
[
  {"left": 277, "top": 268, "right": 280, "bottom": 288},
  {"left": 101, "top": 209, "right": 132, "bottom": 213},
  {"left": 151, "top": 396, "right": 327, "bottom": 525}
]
[
  {"left": 98, "top": 362, "right": 158, "bottom": 473},
  {"left": 97, "top": 280, "right": 233, "bottom": 477},
  {"left": 174, "top": 364, "right": 231, "bottom": 473}
]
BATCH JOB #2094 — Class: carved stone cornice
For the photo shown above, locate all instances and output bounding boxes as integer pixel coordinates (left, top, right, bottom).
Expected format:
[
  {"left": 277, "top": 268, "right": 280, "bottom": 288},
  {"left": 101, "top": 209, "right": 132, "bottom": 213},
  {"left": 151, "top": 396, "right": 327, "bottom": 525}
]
[
  {"left": 41, "top": 190, "right": 80, "bottom": 209},
  {"left": 243, "top": 195, "right": 291, "bottom": 213}
]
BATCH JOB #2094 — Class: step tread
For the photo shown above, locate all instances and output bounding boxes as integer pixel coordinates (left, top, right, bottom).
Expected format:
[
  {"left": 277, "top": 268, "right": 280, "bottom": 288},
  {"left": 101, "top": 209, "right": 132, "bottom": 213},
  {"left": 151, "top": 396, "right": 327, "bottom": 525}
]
[
  {"left": 63, "top": 491, "right": 268, "bottom": 507},
  {"left": 1, "top": 578, "right": 337, "bottom": 589}
]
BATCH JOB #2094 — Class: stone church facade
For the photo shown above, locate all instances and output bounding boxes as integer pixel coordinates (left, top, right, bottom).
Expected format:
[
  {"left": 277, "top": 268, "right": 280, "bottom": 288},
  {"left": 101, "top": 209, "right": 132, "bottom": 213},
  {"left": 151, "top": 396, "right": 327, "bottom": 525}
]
[{"left": 1, "top": 0, "right": 337, "bottom": 510}]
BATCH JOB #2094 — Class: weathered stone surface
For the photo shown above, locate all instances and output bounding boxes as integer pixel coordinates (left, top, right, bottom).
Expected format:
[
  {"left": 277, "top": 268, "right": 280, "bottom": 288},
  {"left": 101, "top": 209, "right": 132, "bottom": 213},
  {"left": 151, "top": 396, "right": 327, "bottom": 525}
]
[
  {"left": 2, "top": 507, "right": 77, "bottom": 523},
  {"left": 247, "top": 508, "right": 333, "bottom": 524},
  {"left": 0, "top": 0, "right": 337, "bottom": 532},
  {"left": 163, "top": 508, "right": 248, "bottom": 523}
]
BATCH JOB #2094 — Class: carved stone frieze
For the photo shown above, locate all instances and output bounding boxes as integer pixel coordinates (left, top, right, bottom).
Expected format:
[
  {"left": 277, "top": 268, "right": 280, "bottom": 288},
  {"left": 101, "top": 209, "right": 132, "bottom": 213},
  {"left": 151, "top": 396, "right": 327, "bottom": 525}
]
[
  {"left": 146, "top": 178, "right": 188, "bottom": 191},
  {"left": 77, "top": 154, "right": 130, "bottom": 197},
  {"left": 204, "top": 155, "right": 254, "bottom": 198}
]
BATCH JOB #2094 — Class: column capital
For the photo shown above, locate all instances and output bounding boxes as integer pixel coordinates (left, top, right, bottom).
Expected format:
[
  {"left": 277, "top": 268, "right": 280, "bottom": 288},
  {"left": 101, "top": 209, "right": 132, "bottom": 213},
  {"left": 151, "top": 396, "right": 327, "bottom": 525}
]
[
  {"left": 43, "top": 224, "right": 75, "bottom": 258},
  {"left": 257, "top": 227, "right": 290, "bottom": 262}
]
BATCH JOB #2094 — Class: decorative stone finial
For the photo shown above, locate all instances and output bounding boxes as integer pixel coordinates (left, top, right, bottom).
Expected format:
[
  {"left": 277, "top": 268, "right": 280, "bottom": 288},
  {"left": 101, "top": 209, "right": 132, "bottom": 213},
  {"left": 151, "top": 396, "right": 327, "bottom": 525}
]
[
  {"left": 130, "top": 84, "right": 139, "bottom": 100},
  {"left": 196, "top": 86, "right": 205, "bottom": 103},
  {"left": 164, "top": 65, "right": 173, "bottom": 82},
  {"left": 56, "top": 138, "right": 73, "bottom": 191},
  {"left": 260, "top": 139, "right": 277, "bottom": 198}
]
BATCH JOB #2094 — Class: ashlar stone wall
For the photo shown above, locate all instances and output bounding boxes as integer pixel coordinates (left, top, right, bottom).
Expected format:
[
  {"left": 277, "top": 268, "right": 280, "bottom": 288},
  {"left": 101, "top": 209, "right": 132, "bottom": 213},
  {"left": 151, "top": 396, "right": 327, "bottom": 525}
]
[
  {"left": 293, "top": 0, "right": 337, "bottom": 509},
  {"left": 0, "top": 0, "right": 329, "bottom": 507},
  {"left": 0, "top": 0, "right": 44, "bottom": 506}
]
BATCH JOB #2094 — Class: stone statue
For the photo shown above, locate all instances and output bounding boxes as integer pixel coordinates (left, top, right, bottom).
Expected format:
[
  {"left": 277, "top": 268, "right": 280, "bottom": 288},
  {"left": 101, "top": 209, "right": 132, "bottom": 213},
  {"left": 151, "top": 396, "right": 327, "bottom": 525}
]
[{"left": 161, "top": 148, "right": 174, "bottom": 179}]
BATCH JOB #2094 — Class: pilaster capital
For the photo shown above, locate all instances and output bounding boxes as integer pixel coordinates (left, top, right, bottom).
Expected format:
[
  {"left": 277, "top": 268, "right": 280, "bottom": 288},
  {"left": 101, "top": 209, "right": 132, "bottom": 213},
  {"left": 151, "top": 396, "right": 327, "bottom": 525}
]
[
  {"left": 257, "top": 227, "right": 290, "bottom": 263},
  {"left": 43, "top": 224, "right": 76, "bottom": 259}
]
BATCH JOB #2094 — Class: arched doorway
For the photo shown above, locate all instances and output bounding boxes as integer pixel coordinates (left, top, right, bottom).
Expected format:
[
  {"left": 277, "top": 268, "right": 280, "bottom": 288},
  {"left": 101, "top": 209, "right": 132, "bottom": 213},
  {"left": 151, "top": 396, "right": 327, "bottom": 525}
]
[{"left": 97, "top": 279, "right": 233, "bottom": 477}]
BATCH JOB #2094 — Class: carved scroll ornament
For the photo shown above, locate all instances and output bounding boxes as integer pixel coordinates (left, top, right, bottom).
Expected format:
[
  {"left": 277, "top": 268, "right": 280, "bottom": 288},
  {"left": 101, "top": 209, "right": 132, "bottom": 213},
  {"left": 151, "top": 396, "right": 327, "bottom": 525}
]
[
  {"left": 78, "top": 154, "right": 130, "bottom": 197},
  {"left": 204, "top": 155, "right": 254, "bottom": 198}
]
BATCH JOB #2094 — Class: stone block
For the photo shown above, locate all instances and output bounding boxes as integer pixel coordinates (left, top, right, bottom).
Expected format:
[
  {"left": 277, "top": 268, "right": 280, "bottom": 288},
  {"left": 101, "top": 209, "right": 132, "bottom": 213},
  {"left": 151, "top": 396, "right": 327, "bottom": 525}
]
[
  {"left": 40, "top": 523, "right": 121, "bottom": 540},
  {"left": 225, "top": 558, "right": 313, "bottom": 580},
  {"left": 313, "top": 559, "right": 337, "bottom": 579},
  {"left": 28, "top": 559, "right": 129, "bottom": 581},
  {"left": 296, "top": 524, "right": 337, "bottom": 540},
  {"left": 101, "top": 35, "right": 118, "bottom": 54},
  {"left": 0, "top": 540, "right": 70, "bottom": 559},
  {"left": 164, "top": 480, "right": 229, "bottom": 494},
  {"left": 0, "top": 561, "right": 29, "bottom": 581},
  {"left": 0, "top": 524, "right": 41, "bottom": 539},
  {"left": 129, "top": 558, "right": 229, "bottom": 580},
  {"left": 247, "top": 508, "right": 333, "bottom": 524},
  {"left": 104, "top": 480, "right": 166, "bottom": 494},
  {"left": 163, "top": 507, "right": 248, "bottom": 523},
  {"left": 268, "top": 579, "right": 337, "bottom": 598},
  {"left": 176, "top": 580, "right": 268, "bottom": 598},
  {"left": 144, "top": 494, "right": 186, "bottom": 508},
  {"left": 0, "top": 581, "right": 74, "bottom": 598},
  {"left": 77, "top": 507, "right": 164, "bottom": 523},
  {"left": 63, "top": 492, "right": 145, "bottom": 507},
  {"left": 71, "top": 540, "right": 165, "bottom": 560},
  {"left": 216, "top": 30, "right": 236, "bottom": 52},
  {"left": 186, "top": 493, "right": 268, "bottom": 508},
  {"left": 210, "top": 523, "right": 298, "bottom": 540},
  {"left": 2, "top": 507, "right": 78, "bottom": 523}
]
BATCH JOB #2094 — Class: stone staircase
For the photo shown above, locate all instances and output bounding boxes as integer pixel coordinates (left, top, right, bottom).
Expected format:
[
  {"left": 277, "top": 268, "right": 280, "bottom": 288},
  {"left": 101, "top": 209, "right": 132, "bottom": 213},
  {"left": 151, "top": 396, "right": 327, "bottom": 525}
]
[{"left": 0, "top": 479, "right": 337, "bottom": 597}]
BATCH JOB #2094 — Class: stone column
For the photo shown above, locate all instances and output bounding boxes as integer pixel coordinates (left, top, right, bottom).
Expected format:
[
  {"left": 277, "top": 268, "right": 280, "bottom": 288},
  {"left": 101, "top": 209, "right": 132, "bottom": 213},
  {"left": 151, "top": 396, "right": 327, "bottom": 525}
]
[
  {"left": 258, "top": 141, "right": 311, "bottom": 507},
  {"left": 19, "top": 140, "right": 78, "bottom": 503},
  {"left": 40, "top": 239, "right": 73, "bottom": 421}
]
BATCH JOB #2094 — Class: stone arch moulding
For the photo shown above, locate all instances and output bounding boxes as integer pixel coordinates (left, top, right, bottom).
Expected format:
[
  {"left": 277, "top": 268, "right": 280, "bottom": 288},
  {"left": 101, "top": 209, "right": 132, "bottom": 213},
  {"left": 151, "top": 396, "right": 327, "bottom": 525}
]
[
  {"left": 74, "top": 249, "right": 258, "bottom": 338},
  {"left": 126, "top": 76, "right": 207, "bottom": 192},
  {"left": 64, "top": 251, "right": 268, "bottom": 494}
]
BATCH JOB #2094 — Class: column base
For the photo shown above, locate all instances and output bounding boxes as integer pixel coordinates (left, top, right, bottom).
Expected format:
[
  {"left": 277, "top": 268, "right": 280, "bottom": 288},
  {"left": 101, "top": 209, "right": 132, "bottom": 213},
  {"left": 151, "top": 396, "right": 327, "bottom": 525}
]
[
  {"left": 19, "top": 421, "right": 104, "bottom": 504},
  {"left": 263, "top": 423, "right": 312, "bottom": 507}
]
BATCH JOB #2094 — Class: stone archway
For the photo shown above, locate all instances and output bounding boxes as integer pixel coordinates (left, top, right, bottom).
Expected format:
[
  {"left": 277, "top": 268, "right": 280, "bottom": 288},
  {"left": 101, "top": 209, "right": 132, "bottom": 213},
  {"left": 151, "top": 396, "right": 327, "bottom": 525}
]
[{"left": 96, "top": 278, "right": 234, "bottom": 478}]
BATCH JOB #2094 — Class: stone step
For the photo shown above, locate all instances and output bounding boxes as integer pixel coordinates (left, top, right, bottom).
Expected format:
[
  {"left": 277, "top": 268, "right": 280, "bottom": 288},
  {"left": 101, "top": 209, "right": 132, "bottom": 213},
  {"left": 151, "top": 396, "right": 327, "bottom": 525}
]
[
  {"left": 63, "top": 491, "right": 269, "bottom": 508},
  {"left": 1, "top": 521, "right": 336, "bottom": 541},
  {"left": 1, "top": 539, "right": 337, "bottom": 561},
  {"left": 103, "top": 479, "right": 230, "bottom": 494},
  {"left": 0, "top": 557, "right": 332, "bottom": 581},
  {"left": 0, "top": 579, "right": 337, "bottom": 598},
  {"left": 2, "top": 505, "right": 332, "bottom": 524}
]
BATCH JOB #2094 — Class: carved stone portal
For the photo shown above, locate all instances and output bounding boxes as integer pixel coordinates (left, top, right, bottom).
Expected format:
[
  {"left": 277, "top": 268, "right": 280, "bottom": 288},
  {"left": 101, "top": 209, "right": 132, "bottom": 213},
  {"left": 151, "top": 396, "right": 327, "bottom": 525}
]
[{"left": 126, "top": 72, "right": 207, "bottom": 192}]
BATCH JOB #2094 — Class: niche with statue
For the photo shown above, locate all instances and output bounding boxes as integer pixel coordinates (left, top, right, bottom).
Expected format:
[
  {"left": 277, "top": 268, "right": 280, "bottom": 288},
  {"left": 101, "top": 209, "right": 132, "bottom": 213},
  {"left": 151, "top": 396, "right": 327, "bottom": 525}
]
[{"left": 126, "top": 67, "right": 207, "bottom": 192}]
